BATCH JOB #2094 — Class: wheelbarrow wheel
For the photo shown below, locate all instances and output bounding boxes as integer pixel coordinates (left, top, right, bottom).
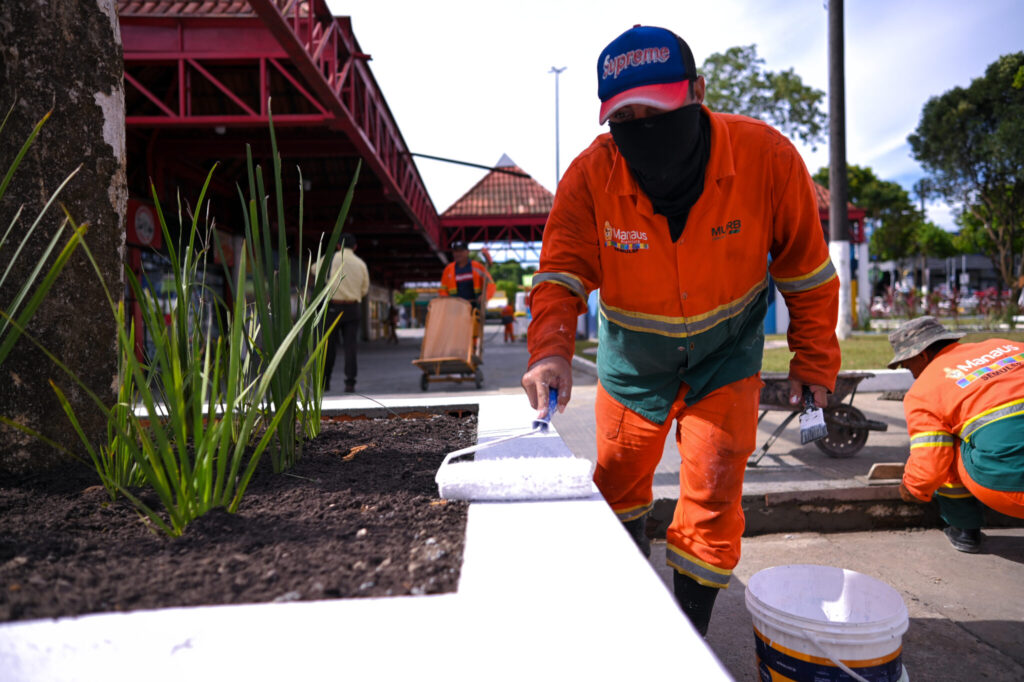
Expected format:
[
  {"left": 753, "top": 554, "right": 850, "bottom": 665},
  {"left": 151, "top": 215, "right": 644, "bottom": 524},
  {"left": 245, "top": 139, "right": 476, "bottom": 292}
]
[
  {"left": 474, "top": 368, "right": 484, "bottom": 389},
  {"left": 420, "top": 374, "right": 429, "bottom": 391},
  {"left": 815, "top": 404, "right": 868, "bottom": 458}
]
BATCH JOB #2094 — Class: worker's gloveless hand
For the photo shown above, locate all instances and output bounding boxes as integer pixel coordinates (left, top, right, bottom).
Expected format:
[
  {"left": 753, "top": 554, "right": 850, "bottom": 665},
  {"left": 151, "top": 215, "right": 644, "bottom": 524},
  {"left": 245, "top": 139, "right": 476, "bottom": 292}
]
[
  {"left": 787, "top": 378, "right": 829, "bottom": 408},
  {"left": 898, "top": 482, "right": 924, "bottom": 504},
  {"left": 522, "top": 355, "right": 572, "bottom": 419}
]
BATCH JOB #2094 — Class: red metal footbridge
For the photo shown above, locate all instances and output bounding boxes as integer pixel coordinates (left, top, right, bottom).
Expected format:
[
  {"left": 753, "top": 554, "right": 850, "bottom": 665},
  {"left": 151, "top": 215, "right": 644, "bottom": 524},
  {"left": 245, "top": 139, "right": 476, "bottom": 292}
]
[{"left": 119, "top": 0, "right": 450, "bottom": 284}]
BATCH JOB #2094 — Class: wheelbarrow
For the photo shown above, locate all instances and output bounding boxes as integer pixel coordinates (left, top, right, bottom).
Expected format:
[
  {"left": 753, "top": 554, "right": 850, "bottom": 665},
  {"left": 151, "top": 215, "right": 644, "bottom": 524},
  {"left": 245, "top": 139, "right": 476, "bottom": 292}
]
[
  {"left": 412, "top": 297, "right": 484, "bottom": 390},
  {"left": 747, "top": 371, "right": 889, "bottom": 467}
]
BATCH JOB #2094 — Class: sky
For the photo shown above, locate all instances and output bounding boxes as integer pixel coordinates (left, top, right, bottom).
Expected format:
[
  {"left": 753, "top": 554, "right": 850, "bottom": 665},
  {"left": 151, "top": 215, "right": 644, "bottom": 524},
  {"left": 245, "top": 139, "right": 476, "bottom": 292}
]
[{"left": 325, "top": 0, "right": 1024, "bottom": 239}]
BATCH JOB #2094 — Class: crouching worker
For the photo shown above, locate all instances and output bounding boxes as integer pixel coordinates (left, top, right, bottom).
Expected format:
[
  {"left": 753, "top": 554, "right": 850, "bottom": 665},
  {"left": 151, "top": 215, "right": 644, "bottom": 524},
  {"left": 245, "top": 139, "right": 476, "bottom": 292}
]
[
  {"left": 521, "top": 25, "right": 840, "bottom": 636},
  {"left": 888, "top": 316, "right": 1024, "bottom": 553}
]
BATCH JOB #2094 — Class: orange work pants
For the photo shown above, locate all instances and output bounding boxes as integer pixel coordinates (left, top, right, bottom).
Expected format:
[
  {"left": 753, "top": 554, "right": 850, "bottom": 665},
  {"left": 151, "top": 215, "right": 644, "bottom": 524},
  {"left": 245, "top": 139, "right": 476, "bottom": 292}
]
[{"left": 594, "top": 374, "right": 762, "bottom": 588}]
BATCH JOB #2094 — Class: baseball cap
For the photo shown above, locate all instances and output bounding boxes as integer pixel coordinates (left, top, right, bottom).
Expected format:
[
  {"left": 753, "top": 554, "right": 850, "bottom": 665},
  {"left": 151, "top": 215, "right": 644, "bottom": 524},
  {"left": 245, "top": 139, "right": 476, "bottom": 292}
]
[
  {"left": 597, "top": 25, "right": 697, "bottom": 124},
  {"left": 887, "top": 316, "right": 965, "bottom": 369}
]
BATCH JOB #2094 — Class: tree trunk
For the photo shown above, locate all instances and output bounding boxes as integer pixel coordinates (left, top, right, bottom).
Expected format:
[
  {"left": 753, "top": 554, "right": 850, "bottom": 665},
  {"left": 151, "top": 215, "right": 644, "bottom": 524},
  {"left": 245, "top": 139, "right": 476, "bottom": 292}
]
[{"left": 0, "top": 0, "right": 125, "bottom": 476}]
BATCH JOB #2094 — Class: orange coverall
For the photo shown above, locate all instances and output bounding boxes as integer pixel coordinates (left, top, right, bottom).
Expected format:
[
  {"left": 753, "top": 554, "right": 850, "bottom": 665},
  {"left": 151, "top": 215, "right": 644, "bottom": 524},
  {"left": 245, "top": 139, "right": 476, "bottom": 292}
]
[
  {"left": 501, "top": 304, "right": 516, "bottom": 342},
  {"left": 439, "top": 260, "right": 493, "bottom": 303},
  {"left": 528, "top": 106, "right": 840, "bottom": 587},
  {"left": 902, "top": 339, "right": 1024, "bottom": 520},
  {"left": 439, "top": 260, "right": 494, "bottom": 356}
]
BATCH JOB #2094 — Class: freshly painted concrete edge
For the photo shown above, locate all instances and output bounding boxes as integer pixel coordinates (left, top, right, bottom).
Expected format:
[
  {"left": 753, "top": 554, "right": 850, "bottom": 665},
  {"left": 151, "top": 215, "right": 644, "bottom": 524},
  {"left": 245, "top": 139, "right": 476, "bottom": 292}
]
[
  {"left": 0, "top": 394, "right": 732, "bottom": 682},
  {"left": 855, "top": 369, "right": 913, "bottom": 392}
]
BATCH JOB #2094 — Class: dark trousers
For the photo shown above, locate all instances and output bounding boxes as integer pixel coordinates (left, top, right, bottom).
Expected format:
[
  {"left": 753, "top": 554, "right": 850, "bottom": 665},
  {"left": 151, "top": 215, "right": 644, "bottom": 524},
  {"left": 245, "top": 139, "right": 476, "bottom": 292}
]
[{"left": 324, "top": 302, "right": 361, "bottom": 389}]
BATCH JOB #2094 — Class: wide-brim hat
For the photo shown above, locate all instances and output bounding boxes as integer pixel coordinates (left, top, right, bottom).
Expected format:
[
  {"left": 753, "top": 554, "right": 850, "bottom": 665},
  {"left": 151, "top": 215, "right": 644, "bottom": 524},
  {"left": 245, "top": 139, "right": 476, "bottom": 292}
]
[{"left": 887, "top": 316, "right": 964, "bottom": 369}]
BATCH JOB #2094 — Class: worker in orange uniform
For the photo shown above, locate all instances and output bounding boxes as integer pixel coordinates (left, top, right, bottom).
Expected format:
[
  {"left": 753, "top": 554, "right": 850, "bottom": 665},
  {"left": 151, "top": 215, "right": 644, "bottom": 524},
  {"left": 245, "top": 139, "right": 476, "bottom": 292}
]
[
  {"left": 439, "top": 241, "right": 494, "bottom": 358},
  {"left": 888, "top": 316, "right": 1024, "bottom": 553},
  {"left": 501, "top": 302, "right": 516, "bottom": 343},
  {"left": 520, "top": 25, "right": 840, "bottom": 636}
]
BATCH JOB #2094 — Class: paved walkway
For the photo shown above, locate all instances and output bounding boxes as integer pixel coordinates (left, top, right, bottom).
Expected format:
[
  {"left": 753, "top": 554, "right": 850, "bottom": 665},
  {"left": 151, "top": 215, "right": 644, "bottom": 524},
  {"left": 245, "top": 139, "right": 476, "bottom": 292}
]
[
  {"left": 329, "top": 324, "right": 1024, "bottom": 681},
  {"left": 331, "top": 325, "right": 913, "bottom": 499}
]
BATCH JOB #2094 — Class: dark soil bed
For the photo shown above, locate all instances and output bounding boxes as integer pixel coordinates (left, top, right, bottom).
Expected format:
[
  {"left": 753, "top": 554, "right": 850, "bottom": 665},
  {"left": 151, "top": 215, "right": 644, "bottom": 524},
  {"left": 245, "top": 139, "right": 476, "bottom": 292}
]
[{"left": 0, "top": 413, "right": 474, "bottom": 623}]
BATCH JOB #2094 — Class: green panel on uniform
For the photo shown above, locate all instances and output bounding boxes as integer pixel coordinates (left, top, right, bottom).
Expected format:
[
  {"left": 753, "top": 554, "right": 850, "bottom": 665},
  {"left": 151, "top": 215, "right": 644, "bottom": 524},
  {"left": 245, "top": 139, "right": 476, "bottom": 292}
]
[
  {"left": 597, "top": 288, "right": 767, "bottom": 424},
  {"left": 961, "top": 413, "right": 1024, "bottom": 492}
]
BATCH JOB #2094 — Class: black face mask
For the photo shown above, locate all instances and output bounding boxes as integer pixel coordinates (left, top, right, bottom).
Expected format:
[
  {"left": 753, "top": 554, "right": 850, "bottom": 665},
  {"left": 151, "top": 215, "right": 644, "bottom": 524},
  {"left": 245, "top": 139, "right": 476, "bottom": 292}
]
[{"left": 609, "top": 103, "right": 710, "bottom": 240}]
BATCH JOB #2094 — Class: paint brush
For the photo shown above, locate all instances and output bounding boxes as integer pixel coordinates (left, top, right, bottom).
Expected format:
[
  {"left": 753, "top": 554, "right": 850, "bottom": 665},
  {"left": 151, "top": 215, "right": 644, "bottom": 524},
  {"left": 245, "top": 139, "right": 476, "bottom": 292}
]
[{"left": 799, "top": 386, "right": 829, "bottom": 444}]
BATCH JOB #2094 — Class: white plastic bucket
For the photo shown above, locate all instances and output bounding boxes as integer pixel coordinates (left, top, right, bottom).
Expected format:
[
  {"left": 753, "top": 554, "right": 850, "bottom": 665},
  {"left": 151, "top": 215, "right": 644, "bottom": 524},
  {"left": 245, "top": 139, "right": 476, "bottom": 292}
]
[{"left": 745, "top": 564, "right": 909, "bottom": 682}]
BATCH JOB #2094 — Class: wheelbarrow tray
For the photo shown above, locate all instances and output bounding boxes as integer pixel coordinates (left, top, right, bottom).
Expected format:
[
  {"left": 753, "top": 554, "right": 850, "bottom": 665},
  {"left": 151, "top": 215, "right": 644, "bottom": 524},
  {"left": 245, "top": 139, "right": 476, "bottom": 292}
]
[
  {"left": 412, "top": 298, "right": 483, "bottom": 390},
  {"left": 758, "top": 371, "right": 877, "bottom": 410},
  {"left": 748, "top": 371, "right": 888, "bottom": 465}
]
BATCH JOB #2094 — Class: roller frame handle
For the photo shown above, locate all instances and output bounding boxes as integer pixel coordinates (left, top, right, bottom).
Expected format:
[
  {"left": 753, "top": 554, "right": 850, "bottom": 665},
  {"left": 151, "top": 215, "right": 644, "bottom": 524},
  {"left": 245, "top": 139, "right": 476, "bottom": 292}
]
[{"left": 531, "top": 387, "right": 559, "bottom": 432}]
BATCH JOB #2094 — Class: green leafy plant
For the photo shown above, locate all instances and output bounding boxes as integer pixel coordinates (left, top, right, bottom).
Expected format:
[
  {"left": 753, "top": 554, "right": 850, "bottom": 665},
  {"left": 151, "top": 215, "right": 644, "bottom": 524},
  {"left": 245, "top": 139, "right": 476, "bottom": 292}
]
[
  {"left": 5, "top": 112, "right": 358, "bottom": 535},
  {"left": 0, "top": 106, "right": 86, "bottom": 367},
  {"left": 238, "top": 108, "right": 360, "bottom": 472}
]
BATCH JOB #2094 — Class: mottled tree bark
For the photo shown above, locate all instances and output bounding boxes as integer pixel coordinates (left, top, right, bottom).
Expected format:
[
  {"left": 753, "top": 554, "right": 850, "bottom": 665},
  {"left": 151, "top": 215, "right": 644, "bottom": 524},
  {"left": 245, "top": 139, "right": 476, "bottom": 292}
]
[{"left": 0, "top": 0, "right": 125, "bottom": 476}]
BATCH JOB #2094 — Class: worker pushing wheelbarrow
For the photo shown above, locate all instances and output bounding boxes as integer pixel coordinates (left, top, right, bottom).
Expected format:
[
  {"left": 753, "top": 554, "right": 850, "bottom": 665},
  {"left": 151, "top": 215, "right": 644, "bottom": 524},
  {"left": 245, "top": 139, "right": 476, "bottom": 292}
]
[
  {"left": 415, "top": 241, "right": 496, "bottom": 390},
  {"left": 747, "top": 371, "right": 889, "bottom": 466},
  {"left": 413, "top": 297, "right": 486, "bottom": 390}
]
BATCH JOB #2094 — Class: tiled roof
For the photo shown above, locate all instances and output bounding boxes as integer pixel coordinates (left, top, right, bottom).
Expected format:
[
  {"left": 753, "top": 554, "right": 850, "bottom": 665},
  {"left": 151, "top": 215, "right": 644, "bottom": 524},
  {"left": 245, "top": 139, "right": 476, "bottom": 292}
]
[
  {"left": 442, "top": 156, "right": 553, "bottom": 217},
  {"left": 813, "top": 181, "right": 862, "bottom": 214}
]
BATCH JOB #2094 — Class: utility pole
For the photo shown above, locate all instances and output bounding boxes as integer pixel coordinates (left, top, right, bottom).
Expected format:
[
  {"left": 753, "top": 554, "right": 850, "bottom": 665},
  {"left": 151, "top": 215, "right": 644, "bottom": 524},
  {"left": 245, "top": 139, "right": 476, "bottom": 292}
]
[
  {"left": 549, "top": 66, "right": 566, "bottom": 188},
  {"left": 828, "top": 0, "right": 853, "bottom": 339}
]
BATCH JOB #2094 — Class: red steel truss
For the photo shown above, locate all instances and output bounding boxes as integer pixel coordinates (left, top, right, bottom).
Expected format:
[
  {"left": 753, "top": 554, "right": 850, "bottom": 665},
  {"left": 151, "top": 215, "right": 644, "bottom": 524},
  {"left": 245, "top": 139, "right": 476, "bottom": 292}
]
[{"left": 119, "top": 0, "right": 445, "bottom": 282}]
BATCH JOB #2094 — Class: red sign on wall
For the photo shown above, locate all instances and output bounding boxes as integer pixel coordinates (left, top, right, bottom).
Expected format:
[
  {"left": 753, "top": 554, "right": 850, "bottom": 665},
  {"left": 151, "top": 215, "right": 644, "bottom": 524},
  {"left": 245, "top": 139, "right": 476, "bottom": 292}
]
[{"left": 126, "top": 198, "right": 162, "bottom": 249}]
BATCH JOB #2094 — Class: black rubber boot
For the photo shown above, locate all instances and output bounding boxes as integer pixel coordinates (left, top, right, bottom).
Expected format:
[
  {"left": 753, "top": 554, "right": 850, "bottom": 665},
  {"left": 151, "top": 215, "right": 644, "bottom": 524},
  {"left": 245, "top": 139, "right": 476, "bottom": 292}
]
[
  {"left": 673, "top": 572, "right": 720, "bottom": 637},
  {"left": 622, "top": 515, "right": 651, "bottom": 558},
  {"left": 944, "top": 526, "right": 983, "bottom": 553}
]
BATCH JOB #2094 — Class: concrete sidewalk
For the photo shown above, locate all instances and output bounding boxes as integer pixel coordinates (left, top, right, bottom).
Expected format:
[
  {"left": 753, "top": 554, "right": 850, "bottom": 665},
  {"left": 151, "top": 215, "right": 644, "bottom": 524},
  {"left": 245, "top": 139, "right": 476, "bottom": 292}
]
[{"left": 331, "top": 324, "right": 1024, "bottom": 680}]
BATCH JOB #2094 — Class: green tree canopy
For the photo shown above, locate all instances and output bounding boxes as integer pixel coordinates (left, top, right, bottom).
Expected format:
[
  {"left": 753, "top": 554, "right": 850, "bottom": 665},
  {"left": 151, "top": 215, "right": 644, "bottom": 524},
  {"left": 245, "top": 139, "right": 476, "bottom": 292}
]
[
  {"left": 908, "top": 52, "right": 1024, "bottom": 307},
  {"left": 701, "top": 44, "right": 827, "bottom": 149},
  {"left": 393, "top": 289, "right": 418, "bottom": 306},
  {"left": 910, "top": 221, "right": 958, "bottom": 260},
  {"left": 812, "top": 165, "right": 921, "bottom": 261},
  {"left": 489, "top": 259, "right": 525, "bottom": 284}
]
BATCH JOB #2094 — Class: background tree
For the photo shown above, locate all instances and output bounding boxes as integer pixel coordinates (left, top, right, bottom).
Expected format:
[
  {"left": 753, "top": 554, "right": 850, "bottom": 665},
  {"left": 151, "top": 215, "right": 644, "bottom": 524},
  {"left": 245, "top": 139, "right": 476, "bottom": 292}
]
[
  {"left": 0, "top": 0, "right": 125, "bottom": 476},
  {"left": 812, "top": 165, "right": 921, "bottom": 262},
  {"left": 908, "top": 52, "right": 1024, "bottom": 316},
  {"left": 701, "top": 44, "right": 827, "bottom": 149},
  {"left": 489, "top": 259, "right": 525, "bottom": 285},
  {"left": 489, "top": 259, "right": 533, "bottom": 304}
]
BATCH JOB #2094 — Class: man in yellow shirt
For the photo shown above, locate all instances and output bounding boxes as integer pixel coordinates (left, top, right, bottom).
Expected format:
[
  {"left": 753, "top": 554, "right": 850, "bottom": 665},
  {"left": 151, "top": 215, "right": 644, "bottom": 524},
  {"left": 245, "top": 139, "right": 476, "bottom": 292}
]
[{"left": 317, "top": 233, "right": 370, "bottom": 392}]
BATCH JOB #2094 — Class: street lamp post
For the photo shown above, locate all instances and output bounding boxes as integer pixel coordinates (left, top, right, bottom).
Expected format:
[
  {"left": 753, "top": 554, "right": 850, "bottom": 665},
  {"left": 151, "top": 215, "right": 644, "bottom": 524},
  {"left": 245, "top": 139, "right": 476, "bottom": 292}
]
[{"left": 549, "top": 66, "right": 566, "bottom": 188}]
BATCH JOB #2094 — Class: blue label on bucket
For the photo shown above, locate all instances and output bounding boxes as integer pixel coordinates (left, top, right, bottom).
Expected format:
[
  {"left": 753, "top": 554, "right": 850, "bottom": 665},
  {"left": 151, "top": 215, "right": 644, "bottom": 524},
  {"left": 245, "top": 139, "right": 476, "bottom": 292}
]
[{"left": 754, "top": 632, "right": 903, "bottom": 682}]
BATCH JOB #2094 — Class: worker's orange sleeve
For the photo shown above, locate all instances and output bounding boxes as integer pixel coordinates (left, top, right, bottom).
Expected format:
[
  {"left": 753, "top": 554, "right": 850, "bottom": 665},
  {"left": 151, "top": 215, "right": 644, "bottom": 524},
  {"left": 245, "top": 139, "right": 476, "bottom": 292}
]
[
  {"left": 767, "top": 143, "right": 841, "bottom": 392},
  {"left": 527, "top": 163, "right": 601, "bottom": 367},
  {"left": 438, "top": 263, "right": 454, "bottom": 296},
  {"left": 901, "top": 384, "right": 959, "bottom": 502}
]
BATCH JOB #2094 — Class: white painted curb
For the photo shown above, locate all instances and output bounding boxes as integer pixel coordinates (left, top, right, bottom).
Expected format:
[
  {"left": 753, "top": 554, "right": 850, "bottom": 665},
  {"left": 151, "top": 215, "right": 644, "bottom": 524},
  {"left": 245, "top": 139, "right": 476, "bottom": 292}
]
[{"left": 0, "top": 394, "right": 731, "bottom": 681}]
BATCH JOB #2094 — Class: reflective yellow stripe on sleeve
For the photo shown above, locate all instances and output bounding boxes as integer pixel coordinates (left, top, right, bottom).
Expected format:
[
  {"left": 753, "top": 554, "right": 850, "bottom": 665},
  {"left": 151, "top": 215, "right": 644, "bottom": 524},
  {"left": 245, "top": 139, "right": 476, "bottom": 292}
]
[
  {"left": 910, "top": 431, "right": 956, "bottom": 449},
  {"left": 532, "top": 271, "right": 588, "bottom": 301},
  {"left": 773, "top": 257, "right": 838, "bottom": 293}
]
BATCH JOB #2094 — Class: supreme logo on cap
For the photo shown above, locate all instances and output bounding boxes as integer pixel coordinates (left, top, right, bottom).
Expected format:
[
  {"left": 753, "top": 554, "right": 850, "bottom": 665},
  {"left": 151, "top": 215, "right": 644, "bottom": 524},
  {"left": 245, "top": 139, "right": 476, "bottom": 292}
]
[
  {"left": 596, "top": 26, "right": 696, "bottom": 123},
  {"left": 602, "top": 46, "right": 673, "bottom": 80}
]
